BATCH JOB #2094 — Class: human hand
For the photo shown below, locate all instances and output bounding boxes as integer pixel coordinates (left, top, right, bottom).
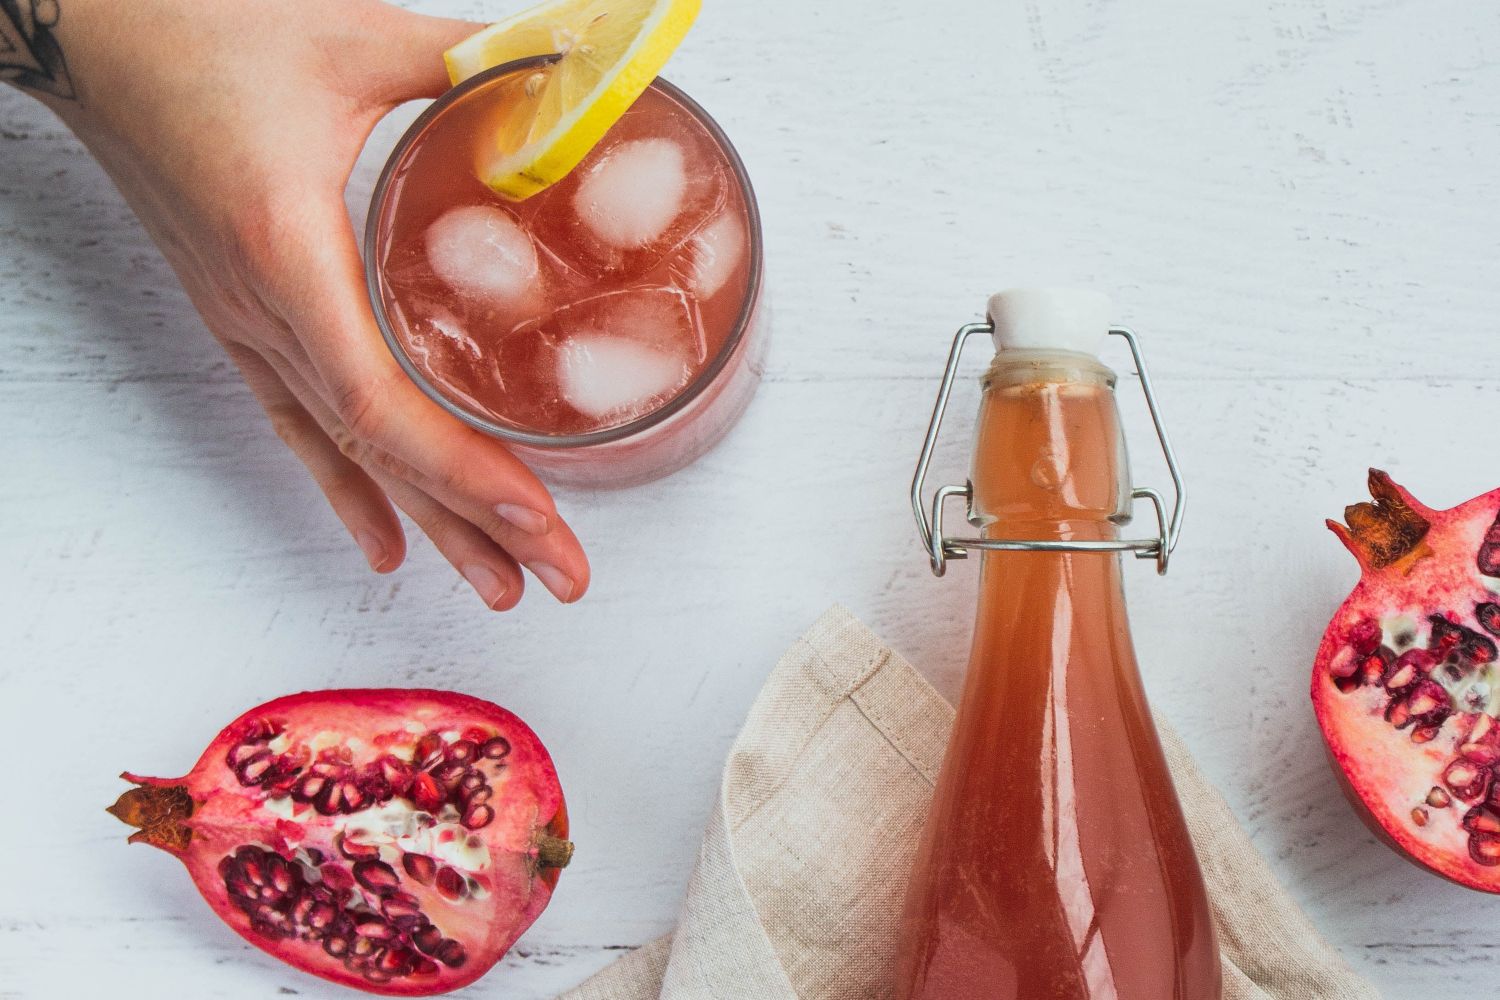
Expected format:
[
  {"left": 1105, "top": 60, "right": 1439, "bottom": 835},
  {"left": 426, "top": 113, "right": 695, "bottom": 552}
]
[{"left": 7, "top": 0, "right": 589, "bottom": 609}]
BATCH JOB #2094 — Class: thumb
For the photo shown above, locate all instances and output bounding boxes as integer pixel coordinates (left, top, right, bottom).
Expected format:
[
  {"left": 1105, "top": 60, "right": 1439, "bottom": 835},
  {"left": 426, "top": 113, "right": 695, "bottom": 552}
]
[{"left": 366, "top": 6, "right": 489, "bottom": 103}]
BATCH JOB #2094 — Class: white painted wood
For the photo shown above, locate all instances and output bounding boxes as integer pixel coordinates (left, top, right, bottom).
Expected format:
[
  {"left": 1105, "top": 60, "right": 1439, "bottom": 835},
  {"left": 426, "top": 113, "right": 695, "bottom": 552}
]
[{"left": 3, "top": 0, "right": 1498, "bottom": 996}]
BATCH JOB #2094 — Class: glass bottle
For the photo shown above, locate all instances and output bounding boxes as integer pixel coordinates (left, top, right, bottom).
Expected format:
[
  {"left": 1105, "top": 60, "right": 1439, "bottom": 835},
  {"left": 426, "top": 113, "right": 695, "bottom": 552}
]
[{"left": 895, "top": 290, "right": 1221, "bottom": 999}]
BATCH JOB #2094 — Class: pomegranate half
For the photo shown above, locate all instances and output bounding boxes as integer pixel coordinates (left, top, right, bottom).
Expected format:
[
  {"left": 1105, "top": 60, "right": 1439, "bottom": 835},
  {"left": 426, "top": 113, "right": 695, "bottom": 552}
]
[
  {"left": 107, "top": 689, "right": 572, "bottom": 994},
  {"left": 1312, "top": 470, "right": 1500, "bottom": 891}
]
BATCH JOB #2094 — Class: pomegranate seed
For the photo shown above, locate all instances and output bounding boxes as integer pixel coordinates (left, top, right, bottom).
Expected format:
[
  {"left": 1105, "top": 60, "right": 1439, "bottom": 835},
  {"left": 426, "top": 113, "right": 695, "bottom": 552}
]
[
  {"left": 237, "top": 752, "right": 274, "bottom": 785},
  {"left": 1412, "top": 807, "right": 1429, "bottom": 827},
  {"left": 323, "top": 935, "right": 350, "bottom": 957},
  {"left": 462, "top": 803, "right": 495, "bottom": 830},
  {"left": 410, "top": 772, "right": 444, "bottom": 813},
  {"left": 1359, "top": 650, "right": 1390, "bottom": 686},
  {"left": 378, "top": 946, "right": 416, "bottom": 974},
  {"left": 412, "top": 924, "right": 444, "bottom": 955},
  {"left": 307, "top": 902, "right": 337, "bottom": 929},
  {"left": 459, "top": 771, "right": 487, "bottom": 793},
  {"left": 350, "top": 936, "right": 378, "bottom": 958},
  {"left": 340, "top": 781, "right": 367, "bottom": 812},
  {"left": 1329, "top": 646, "right": 1358, "bottom": 680},
  {"left": 1477, "top": 602, "right": 1500, "bottom": 638},
  {"left": 1407, "top": 689, "right": 1442, "bottom": 715},
  {"left": 1461, "top": 743, "right": 1500, "bottom": 765},
  {"left": 239, "top": 851, "right": 268, "bottom": 887},
  {"left": 1385, "top": 665, "right": 1416, "bottom": 690},
  {"left": 290, "top": 894, "right": 315, "bottom": 925},
  {"left": 336, "top": 832, "right": 380, "bottom": 862},
  {"left": 319, "top": 864, "right": 354, "bottom": 892},
  {"left": 446, "top": 740, "right": 479, "bottom": 763},
  {"left": 1445, "top": 759, "right": 1493, "bottom": 802},
  {"left": 401, "top": 852, "right": 437, "bottom": 885},
  {"left": 413, "top": 733, "right": 444, "bottom": 768},
  {"left": 266, "top": 856, "right": 297, "bottom": 895},
  {"left": 1428, "top": 786, "right": 1452, "bottom": 808},
  {"left": 226, "top": 877, "right": 257, "bottom": 901},
  {"left": 381, "top": 891, "right": 423, "bottom": 922},
  {"left": 431, "top": 761, "right": 468, "bottom": 790},
  {"left": 1411, "top": 725, "right": 1439, "bottom": 744},
  {"left": 413, "top": 956, "right": 440, "bottom": 976},
  {"left": 292, "top": 775, "right": 324, "bottom": 801},
  {"left": 1465, "top": 806, "right": 1500, "bottom": 834},
  {"left": 463, "top": 786, "right": 494, "bottom": 807},
  {"left": 1470, "top": 833, "right": 1500, "bottom": 866},
  {"left": 1386, "top": 700, "right": 1412, "bottom": 729},
  {"left": 354, "top": 917, "right": 396, "bottom": 940},
  {"left": 1348, "top": 618, "right": 1382, "bottom": 655},
  {"left": 435, "top": 939, "right": 468, "bottom": 968},
  {"left": 314, "top": 781, "right": 341, "bottom": 816},
  {"left": 353, "top": 860, "right": 399, "bottom": 897},
  {"left": 435, "top": 866, "right": 466, "bottom": 901},
  {"left": 481, "top": 737, "right": 512, "bottom": 760},
  {"left": 227, "top": 741, "right": 267, "bottom": 768},
  {"left": 379, "top": 756, "right": 414, "bottom": 794}
]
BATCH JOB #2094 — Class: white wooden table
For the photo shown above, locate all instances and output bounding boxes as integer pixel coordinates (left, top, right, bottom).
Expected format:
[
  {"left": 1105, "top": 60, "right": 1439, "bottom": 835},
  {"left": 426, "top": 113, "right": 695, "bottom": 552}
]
[{"left": 4, "top": 0, "right": 1498, "bottom": 995}]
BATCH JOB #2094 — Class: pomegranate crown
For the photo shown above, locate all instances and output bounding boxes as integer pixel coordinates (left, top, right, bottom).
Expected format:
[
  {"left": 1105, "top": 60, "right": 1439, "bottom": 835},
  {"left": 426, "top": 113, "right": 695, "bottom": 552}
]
[{"left": 1327, "top": 469, "right": 1432, "bottom": 571}]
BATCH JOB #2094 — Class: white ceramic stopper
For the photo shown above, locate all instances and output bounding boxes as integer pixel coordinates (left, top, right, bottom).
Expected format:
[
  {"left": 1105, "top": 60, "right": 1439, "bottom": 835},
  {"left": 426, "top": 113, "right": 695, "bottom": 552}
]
[{"left": 986, "top": 288, "right": 1113, "bottom": 357}]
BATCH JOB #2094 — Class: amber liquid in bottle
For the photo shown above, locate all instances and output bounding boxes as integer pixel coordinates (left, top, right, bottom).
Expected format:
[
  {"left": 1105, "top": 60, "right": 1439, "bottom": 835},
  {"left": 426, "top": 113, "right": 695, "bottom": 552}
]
[{"left": 894, "top": 351, "right": 1221, "bottom": 999}]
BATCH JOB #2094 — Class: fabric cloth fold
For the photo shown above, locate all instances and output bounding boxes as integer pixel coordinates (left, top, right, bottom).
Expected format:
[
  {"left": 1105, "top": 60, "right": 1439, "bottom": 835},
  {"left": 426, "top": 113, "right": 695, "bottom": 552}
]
[{"left": 562, "top": 606, "right": 1379, "bottom": 1000}]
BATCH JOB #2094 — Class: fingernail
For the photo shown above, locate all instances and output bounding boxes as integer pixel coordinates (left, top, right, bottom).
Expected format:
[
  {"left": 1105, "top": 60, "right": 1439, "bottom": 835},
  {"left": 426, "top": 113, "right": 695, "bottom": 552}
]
[
  {"left": 494, "top": 503, "right": 549, "bottom": 535},
  {"left": 356, "top": 530, "right": 389, "bottom": 572},
  {"left": 462, "top": 563, "right": 508, "bottom": 610},
  {"left": 526, "top": 562, "right": 576, "bottom": 603}
]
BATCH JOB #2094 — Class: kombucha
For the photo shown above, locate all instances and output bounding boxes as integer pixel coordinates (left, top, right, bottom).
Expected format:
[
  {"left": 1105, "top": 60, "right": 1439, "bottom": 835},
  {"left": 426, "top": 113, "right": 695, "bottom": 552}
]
[
  {"left": 367, "top": 60, "right": 766, "bottom": 488},
  {"left": 894, "top": 350, "right": 1220, "bottom": 999}
]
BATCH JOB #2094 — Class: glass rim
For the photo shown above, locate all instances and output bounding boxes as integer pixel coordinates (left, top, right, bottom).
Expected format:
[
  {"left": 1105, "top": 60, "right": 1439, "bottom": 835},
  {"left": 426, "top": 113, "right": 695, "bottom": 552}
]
[{"left": 363, "top": 55, "right": 765, "bottom": 450}]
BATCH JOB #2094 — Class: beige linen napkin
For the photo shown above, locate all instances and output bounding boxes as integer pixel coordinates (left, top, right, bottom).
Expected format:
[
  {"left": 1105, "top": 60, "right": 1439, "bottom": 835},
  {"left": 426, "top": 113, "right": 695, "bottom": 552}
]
[{"left": 562, "top": 606, "right": 1379, "bottom": 1000}]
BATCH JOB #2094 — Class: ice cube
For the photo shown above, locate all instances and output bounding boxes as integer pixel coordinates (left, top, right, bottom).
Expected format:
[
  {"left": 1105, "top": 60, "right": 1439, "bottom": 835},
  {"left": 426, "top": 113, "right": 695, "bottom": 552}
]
[
  {"left": 572, "top": 138, "right": 687, "bottom": 250},
  {"left": 394, "top": 304, "right": 495, "bottom": 415},
  {"left": 678, "top": 210, "right": 747, "bottom": 299},
  {"left": 531, "top": 125, "right": 728, "bottom": 280},
  {"left": 557, "top": 335, "right": 689, "bottom": 421},
  {"left": 424, "top": 205, "right": 541, "bottom": 306},
  {"left": 507, "top": 287, "right": 704, "bottom": 427}
]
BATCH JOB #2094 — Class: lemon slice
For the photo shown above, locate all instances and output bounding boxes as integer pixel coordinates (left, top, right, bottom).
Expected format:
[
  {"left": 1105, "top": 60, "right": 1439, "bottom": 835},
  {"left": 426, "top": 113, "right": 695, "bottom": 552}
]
[{"left": 444, "top": 0, "right": 701, "bottom": 200}]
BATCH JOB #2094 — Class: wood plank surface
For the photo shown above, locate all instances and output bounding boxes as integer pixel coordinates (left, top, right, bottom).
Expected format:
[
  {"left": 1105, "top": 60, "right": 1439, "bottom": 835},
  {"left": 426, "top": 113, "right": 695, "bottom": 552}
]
[{"left": 4, "top": 0, "right": 1498, "bottom": 996}]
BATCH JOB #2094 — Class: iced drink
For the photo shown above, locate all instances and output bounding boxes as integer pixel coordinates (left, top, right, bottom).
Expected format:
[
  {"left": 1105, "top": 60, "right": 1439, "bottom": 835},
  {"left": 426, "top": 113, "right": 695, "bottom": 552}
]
[{"left": 367, "top": 57, "right": 765, "bottom": 488}]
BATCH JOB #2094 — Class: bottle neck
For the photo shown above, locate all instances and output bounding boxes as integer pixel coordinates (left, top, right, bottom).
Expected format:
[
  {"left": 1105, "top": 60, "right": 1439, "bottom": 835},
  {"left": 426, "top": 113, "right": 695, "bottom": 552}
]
[
  {"left": 968, "top": 350, "right": 1131, "bottom": 546},
  {"left": 962, "top": 350, "right": 1137, "bottom": 688}
]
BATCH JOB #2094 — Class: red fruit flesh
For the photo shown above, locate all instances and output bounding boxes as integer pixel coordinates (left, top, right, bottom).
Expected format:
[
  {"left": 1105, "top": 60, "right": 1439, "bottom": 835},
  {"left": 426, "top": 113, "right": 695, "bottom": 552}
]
[
  {"left": 107, "top": 689, "right": 572, "bottom": 995},
  {"left": 1312, "top": 470, "right": 1500, "bottom": 891}
]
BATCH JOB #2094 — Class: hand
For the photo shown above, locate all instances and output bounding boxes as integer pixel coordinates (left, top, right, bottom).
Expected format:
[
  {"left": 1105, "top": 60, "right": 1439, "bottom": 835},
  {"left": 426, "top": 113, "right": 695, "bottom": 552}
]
[{"left": 13, "top": 0, "right": 589, "bottom": 610}]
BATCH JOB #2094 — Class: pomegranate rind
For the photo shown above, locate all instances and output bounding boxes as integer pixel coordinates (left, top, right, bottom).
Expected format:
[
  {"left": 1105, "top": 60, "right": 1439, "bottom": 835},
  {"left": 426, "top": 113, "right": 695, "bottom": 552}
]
[
  {"left": 114, "top": 688, "right": 569, "bottom": 996},
  {"left": 1312, "top": 474, "right": 1500, "bottom": 893}
]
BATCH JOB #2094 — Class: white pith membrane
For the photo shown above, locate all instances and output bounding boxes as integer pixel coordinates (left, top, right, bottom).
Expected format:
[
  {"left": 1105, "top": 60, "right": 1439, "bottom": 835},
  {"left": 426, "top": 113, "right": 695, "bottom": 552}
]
[{"left": 265, "top": 795, "right": 494, "bottom": 882}]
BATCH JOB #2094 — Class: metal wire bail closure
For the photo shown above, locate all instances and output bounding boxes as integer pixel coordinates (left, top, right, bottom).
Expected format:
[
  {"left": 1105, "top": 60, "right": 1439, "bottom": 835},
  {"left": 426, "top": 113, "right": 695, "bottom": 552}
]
[{"left": 910, "top": 323, "right": 1186, "bottom": 578}]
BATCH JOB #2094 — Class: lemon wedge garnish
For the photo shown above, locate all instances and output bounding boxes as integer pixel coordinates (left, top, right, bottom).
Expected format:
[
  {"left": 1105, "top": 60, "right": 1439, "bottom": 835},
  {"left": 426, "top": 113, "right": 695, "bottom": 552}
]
[{"left": 444, "top": 0, "right": 701, "bottom": 200}]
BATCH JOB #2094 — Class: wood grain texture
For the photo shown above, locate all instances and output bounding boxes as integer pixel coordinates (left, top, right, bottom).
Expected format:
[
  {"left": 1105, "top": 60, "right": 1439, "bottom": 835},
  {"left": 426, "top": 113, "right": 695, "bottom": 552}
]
[{"left": 3, "top": 0, "right": 1498, "bottom": 996}]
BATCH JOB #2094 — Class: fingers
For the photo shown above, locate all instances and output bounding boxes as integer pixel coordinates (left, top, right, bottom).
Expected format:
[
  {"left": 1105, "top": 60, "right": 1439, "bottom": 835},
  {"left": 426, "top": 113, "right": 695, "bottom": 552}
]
[
  {"left": 364, "top": 5, "right": 488, "bottom": 104},
  {"left": 262, "top": 344, "right": 582, "bottom": 609},
  {"left": 272, "top": 202, "right": 591, "bottom": 603},
  {"left": 367, "top": 467, "right": 526, "bottom": 612},
  {"left": 223, "top": 342, "right": 406, "bottom": 573}
]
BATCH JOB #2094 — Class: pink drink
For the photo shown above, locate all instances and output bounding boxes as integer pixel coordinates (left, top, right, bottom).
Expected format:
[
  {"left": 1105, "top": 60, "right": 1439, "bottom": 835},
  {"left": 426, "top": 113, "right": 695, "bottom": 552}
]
[{"left": 367, "top": 58, "right": 766, "bottom": 488}]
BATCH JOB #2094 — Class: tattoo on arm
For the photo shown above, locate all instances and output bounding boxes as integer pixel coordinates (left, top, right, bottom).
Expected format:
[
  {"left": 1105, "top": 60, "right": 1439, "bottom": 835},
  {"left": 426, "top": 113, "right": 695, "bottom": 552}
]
[{"left": 1, "top": 0, "right": 74, "bottom": 99}]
